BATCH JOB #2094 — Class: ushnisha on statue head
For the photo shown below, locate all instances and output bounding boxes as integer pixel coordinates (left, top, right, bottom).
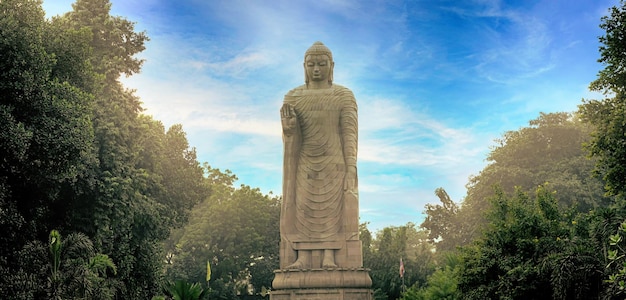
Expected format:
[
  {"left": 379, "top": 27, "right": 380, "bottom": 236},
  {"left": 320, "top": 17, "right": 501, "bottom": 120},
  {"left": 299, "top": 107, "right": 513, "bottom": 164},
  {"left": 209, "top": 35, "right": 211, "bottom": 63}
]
[{"left": 304, "top": 41, "right": 335, "bottom": 88}]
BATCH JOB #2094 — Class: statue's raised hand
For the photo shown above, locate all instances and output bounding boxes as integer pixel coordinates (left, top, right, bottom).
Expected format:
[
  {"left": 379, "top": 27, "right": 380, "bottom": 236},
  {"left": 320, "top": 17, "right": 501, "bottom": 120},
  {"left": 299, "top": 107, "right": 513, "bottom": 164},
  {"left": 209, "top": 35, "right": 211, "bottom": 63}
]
[{"left": 281, "top": 103, "right": 297, "bottom": 136}]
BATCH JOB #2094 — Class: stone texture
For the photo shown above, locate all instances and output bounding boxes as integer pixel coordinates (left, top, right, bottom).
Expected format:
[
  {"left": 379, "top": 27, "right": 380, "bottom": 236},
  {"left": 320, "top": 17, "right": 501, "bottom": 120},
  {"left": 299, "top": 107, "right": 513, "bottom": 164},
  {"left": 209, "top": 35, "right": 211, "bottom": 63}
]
[
  {"left": 273, "top": 269, "right": 372, "bottom": 289},
  {"left": 272, "top": 41, "right": 372, "bottom": 299},
  {"left": 271, "top": 288, "right": 373, "bottom": 300}
]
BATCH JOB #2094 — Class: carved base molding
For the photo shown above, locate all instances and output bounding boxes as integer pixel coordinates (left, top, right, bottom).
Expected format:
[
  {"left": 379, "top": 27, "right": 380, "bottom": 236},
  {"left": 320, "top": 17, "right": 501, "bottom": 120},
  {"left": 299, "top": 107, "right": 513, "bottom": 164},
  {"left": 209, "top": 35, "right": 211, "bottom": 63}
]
[
  {"left": 271, "top": 268, "right": 372, "bottom": 299},
  {"left": 270, "top": 288, "right": 373, "bottom": 300}
]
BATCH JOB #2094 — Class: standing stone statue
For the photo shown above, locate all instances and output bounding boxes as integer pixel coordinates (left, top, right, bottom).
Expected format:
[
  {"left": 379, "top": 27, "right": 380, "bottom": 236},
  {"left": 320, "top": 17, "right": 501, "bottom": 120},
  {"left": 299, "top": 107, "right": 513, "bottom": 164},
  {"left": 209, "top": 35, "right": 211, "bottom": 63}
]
[{"left": 272, "top": 41, "right": 371, "bottom": 300}]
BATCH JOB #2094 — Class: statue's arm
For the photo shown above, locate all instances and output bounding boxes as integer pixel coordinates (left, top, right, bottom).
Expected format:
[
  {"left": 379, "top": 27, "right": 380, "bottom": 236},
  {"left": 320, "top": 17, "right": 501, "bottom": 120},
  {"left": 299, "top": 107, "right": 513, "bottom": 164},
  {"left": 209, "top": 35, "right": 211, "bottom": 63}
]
[
  {"left": 341, "top": 91, "right": 358, "bottom": 191},
  {"left": 280, "top": 99, "right": 300, "bottom": 236}
]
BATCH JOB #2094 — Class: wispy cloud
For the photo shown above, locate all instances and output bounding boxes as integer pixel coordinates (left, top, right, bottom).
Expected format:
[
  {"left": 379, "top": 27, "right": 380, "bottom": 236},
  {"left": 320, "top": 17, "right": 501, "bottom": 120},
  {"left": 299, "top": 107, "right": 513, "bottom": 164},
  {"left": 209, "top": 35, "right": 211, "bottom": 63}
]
[
  {"left": 441, "top": 1, "right": 556, "bottom": 83},
  {"left": 185, "top": 52, "right": 272, "bottom": 78},
  {"left": 126, "top": 74, "right": 281, "bottom": 137},
  {"left": 359, "top": 96, "right": 486, "bottom": 166}
]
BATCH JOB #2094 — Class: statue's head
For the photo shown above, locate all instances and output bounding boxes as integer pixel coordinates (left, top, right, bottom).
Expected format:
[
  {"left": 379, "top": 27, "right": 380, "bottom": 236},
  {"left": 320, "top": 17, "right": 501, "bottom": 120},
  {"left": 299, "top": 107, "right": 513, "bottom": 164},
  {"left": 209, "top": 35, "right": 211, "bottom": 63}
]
[{"left": 304, "top": 41, "right": 334, "bottom": 86}]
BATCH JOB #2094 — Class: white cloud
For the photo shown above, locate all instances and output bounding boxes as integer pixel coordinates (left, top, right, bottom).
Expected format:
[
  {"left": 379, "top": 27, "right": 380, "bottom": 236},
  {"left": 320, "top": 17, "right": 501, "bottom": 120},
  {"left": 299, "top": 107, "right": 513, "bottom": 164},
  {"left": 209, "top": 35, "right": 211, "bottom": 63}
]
[
  {"left": 442, "top": 1, "right": 557, "bottom": 83},
  {"left": 358, "top": 96, "right": 487, "bottom": 167},
  {"left": 185, "top": 52, "right": 272, "bottom": 78},
  {"left": 125, "top": 74, "right": 281, "bottom": 137}
]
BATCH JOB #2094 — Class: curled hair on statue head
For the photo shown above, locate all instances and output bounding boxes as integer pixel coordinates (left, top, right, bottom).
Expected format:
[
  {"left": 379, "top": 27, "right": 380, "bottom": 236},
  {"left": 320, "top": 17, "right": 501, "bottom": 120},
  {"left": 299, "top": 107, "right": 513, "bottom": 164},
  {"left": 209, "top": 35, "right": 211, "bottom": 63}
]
[{"left": 304, "top": 41, "right": 334, "bottom": 87}]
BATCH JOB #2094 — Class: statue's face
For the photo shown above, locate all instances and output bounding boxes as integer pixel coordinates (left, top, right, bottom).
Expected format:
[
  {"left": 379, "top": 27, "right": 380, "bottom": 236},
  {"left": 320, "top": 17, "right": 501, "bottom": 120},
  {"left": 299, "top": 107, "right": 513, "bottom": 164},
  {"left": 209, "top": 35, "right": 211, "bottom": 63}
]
[{"left": 305, "top": 54, "right": 332, "bottom": 82}]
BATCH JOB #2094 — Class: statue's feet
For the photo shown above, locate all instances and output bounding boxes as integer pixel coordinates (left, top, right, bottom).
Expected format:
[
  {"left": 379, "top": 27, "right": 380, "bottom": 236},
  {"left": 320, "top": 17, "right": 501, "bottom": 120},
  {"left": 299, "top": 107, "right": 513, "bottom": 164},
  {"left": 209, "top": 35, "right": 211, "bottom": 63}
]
[
  {"left": 322, "top": 257, "right": 337, "bottom": 268},
  {"left": 285, "top": 259, "right": 305, "bottom": 269}
]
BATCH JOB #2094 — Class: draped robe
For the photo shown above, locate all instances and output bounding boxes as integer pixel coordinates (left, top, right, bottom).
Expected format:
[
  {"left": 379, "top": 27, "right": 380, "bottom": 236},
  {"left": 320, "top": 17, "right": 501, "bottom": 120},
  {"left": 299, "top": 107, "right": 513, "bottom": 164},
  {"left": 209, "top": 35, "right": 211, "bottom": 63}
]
[{"left": 281, "top": 84, "right": 358, "bottom": 245}]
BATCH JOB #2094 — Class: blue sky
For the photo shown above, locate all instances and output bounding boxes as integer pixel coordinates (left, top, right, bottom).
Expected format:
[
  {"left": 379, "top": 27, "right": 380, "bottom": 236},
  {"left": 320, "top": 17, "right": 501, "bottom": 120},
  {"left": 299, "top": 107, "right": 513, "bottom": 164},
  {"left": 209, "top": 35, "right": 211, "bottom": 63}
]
[{"left": 43, "top": 0, "right": 616, "bottom": 233}]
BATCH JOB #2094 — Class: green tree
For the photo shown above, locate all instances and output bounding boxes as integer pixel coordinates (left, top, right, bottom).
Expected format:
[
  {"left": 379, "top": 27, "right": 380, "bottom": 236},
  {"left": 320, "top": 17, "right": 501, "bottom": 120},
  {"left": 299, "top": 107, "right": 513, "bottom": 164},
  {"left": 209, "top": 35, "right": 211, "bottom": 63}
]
[
  {"left": 1, "top": 1, "right": 209, "bottom": 298},
  {"left": 577, "top": 2, "right": 626, "bottom": 297},
  {"left": 457, "top": 185, "right": 602, "bottom": 299},
  {"left": 603, "top": 218, "right": 626, "bottom": 297},
  {"left": 460, "top": 112, "right": 606, "bottom": 245},
  {"left": 47, "top": 230, "right": 118, "bottom": 300},
  {"left": 580, "top": 0, "right": 626, "bottom": 198},
  {"left": 160, "top": 124, "right": 209, "bottom": 228},
  {"left": 0, "top": 0, "right": 95, "bottom": 273},
  {"left": 401, "top": 266, "right": 460, "bottom": 300},
  {"left": 66, "top": 0, "right": 147, "bottom": 81},
  {"left": 363, "top": 223, "right": 435, "bottom": 300},
  {"left": 165, "top": 167, "right": 280, "bottom": 298},
  {"left": 1, "top": 230, "right": 118, "bottom": 299},
  {"left": 165, "top": 280, "right": 207, "bottom": 300},
  {"left": 421, "top": 188, "right": 470, "bottom": 252},
  {"left": 53, "top": 1, "right": 210, "bottom": 297}
]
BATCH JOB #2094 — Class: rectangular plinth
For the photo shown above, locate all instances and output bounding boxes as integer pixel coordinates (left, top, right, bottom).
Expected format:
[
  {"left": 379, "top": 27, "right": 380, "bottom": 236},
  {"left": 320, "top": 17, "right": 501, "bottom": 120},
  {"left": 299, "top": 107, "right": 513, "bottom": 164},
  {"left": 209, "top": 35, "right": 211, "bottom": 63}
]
[
  {"left": 270, "top": 288, "right": 372, "bottom": 300},
  {"left": 273, "top": 268, "right": 372, "bottom": 290}
]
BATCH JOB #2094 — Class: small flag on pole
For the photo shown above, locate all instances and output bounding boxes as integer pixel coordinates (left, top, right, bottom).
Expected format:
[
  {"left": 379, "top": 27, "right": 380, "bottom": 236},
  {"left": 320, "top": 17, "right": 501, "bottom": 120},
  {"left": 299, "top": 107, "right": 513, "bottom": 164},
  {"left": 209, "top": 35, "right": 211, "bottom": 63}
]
[
  {"left": 399, "top": 257, "right": 405, "bottom": 278},
  {"left": 206, "top": 261, "right": 212, "bottom": 282}
]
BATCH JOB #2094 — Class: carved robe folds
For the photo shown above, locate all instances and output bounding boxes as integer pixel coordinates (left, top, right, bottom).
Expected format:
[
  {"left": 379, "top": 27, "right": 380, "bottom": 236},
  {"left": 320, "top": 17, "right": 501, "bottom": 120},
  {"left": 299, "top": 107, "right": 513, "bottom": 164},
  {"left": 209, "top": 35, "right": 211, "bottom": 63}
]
[{"left": 280, "top": 84, "right": 360, "bottom": 269}]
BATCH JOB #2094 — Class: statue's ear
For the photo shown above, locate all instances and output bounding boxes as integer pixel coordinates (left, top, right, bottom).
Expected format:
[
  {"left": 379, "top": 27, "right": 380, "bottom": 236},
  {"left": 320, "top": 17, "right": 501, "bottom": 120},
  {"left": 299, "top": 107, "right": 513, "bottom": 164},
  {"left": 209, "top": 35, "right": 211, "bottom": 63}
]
[
  {"left": 329, "top": 61, "right": 335, "bottom": 84},
  {"left": 304, "top": 62, "right": 309, "bottom": 85}
]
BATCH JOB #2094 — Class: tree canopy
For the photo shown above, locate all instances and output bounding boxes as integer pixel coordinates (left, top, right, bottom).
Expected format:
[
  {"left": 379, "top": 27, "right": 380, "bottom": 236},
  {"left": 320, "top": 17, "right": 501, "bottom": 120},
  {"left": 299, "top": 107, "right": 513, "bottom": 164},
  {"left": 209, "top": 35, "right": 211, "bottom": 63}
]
[
  {"left": 164, "top": 166, "right": 281, "bottom": 298},
  {"left": 454, "top": 112, "right": 607, "bottom": 246},
  {"left": 0, "top": 1, "right": 207, "bottom": 298},
  {"left": 413, "top": 2, "right": 626, "bottom": 299},
  {"left": 580, "top": 0, "right": 626, "bottom": 198}
]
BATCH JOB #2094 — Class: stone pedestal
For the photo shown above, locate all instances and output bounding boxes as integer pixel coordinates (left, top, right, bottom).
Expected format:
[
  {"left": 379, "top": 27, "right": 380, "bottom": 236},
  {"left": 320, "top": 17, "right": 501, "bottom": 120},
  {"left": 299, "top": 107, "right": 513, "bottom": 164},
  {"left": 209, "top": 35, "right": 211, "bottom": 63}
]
[
  {"left": 271, "top": 288, "right": 372, "bottom": 300},
  {"left": 271, "top": 268, "right": 372, "bottom": 300}
]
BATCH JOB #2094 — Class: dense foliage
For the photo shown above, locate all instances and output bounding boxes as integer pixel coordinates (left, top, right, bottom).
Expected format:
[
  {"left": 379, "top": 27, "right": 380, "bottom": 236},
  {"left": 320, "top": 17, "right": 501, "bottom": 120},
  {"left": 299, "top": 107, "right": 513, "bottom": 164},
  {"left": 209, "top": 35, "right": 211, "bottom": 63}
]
[
  {"left": 411, "top": 2, "right": 626, "bottom": 299},
  {"left": 581, "top": 0, "right": 626, "bottom": 198},
  {"left": 414, "top": 114, "right": 613, "bottom": 298},
  {"left": 361, "top": 223, "right": 435, "bottom": 300},
  {"left": 421, "top": 188, "right": 468, "bottom": 253},
  {"left": 579, "top": 1, "right": 626, "bottom": 297},
  {"left": 457, "top": 186, "right": 602, "bottom": 299},
  {"left": 0, "top": 0, "right": 207, "bottom": 298},
  {"left": 458, "top": 112, "right": 607, "bottom": 245},
  {"left": 164, "top": 167, "right": 281, "bottom": 298}
]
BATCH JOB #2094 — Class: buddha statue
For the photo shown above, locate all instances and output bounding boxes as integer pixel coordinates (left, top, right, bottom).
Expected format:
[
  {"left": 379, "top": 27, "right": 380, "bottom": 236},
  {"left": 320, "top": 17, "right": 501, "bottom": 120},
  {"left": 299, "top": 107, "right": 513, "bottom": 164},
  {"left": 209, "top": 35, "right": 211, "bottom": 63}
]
[{"left": 279, "top": 41, "right": 359, "bottom": 269}]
